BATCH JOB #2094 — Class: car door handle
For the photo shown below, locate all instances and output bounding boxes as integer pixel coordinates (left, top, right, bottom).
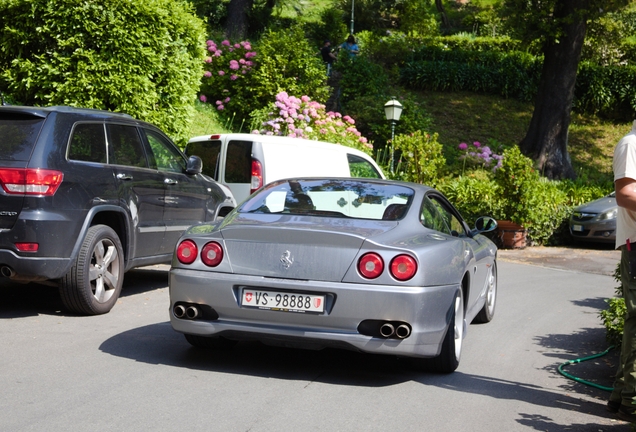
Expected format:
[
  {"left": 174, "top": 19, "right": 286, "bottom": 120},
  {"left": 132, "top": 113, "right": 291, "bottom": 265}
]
[
  {"left": 116, "top": 173, "right": 133, "bottom": 181},
  {"left": 164, "top": 178, "right": 178, "bottom": 185}
]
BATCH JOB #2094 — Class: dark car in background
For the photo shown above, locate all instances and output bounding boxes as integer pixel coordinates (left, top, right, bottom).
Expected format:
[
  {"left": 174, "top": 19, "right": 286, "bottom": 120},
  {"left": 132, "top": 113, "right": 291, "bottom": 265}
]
[
  {"left": 0, "top": 105, "right": 236, "bottom": 315},
  {"left": 569, "top": 192, "right": 617, "bottom": 244}
]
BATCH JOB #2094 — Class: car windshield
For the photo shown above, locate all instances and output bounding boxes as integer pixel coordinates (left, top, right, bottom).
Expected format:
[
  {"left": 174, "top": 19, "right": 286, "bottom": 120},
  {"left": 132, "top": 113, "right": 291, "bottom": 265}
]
[{"left": 240, "top": 179, "right": 414, "bottom": 220}]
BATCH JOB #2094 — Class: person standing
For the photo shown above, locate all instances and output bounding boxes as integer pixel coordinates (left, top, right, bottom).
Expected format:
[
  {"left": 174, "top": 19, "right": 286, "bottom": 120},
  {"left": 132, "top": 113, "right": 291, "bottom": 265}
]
[
  {"left": 609, "top": 120, "right": 636, "bottom": 422},
  {"left": 320, "top": 40, "right": 337, "bottom": 77},
  {"left": 340, "top": 34, "right": 359, "bottom": 58}
]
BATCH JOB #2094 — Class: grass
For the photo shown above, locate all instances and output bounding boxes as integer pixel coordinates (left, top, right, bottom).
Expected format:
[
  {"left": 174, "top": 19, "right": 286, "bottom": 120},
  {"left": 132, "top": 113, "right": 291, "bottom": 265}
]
[
  {"left": 420, "top": 90, "right": 628, "bottom": 185},
  {"left": 189, "top": 101, "right": 232, "bottom": 139}
]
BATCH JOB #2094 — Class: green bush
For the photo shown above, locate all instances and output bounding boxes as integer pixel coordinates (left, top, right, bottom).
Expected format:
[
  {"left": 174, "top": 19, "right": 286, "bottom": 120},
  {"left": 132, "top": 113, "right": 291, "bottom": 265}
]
[
  {"left": 402, "top": 44, "right": 636, "bottom": 120},
  {"left": 391, "top": 131, "right": 445, "bottom": 186},
  {"left": 0, "top": 0, "right": 206, "bottom": 145},
  {"left": 250, "top": 91, "right": 373, "bottom": 155},
  {"left": 230, "top": 26, "right": 329, "bottom": 125},
  {"left": 199, "top": 38, "right": 257, "bottom": 125},
  {"left": 600, "top": 263, "right": 625, "bottom": 347},
  {"left": 438, "top": 171, "right": 503, "bottom": 223}
]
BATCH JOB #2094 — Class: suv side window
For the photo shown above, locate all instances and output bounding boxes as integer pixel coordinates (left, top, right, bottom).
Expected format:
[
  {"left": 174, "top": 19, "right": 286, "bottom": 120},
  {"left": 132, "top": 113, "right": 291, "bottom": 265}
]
[
  {"left": 225, "top": 140, "right": 252, "bottom": 183},
  {"left": 142, "top": 129, "right": 185, "bottom": 173},
  {"left": 68, "top": 123, "right": 107, "bottom": 163},
  {"left": 107, "top": 124, "right": 147, "bottom": 168},
  {"left": 347, "top": 154, "right": 381, "bottom": 178},
  {"left": 420, "top": 196, "right": 451, "bottom": 234}
]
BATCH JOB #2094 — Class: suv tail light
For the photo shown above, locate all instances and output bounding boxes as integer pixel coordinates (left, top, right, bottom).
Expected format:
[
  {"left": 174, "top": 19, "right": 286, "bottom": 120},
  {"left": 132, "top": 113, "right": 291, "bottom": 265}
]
[
  {"left": 176, "top": 240, "right": 198, "bottom": 264},
  {"left": 358, "top": 253, "right": 384, "bottom": 279},
  {"left": 390, "top": 255, "right": 417, "bottom": 281},
  {"left": 0, "top": 168, "right": 64, "bottom": 196},
  {"left": 250, "top": 159, "right": 263, "bottom": 194}
]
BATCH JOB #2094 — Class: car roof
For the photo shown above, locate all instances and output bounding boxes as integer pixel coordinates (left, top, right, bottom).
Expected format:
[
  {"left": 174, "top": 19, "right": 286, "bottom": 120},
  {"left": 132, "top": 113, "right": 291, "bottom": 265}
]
[{"left": 0, "top": 105, "right": 135, "bottom": 121}]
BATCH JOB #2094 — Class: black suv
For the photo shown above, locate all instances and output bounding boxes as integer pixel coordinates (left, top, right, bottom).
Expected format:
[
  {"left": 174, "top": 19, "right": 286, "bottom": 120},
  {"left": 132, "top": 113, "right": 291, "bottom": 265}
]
[{"left": 0, "top": 106, "right": 236, "bottom": 315}]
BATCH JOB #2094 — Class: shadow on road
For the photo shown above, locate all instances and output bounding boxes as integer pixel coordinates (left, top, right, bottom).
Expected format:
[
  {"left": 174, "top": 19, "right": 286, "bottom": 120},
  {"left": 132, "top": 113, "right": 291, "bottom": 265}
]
[{"left": 0, "top": 266, "right": 169, "bottom": 319}]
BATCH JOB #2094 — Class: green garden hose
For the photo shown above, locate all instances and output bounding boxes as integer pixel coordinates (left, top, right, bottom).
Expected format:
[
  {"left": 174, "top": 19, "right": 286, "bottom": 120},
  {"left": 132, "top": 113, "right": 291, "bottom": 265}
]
[{"left": 557, "top": 346, "right": 615, "bottom": 392}]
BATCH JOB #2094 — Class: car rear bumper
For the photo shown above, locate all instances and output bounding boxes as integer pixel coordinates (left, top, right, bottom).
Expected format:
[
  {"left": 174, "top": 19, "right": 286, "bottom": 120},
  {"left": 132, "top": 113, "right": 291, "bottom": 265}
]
[
  {"left": 0, "top": 249, "right": 72, "bottom": 281},
  {"left": 169, "top": 268, "right": 459, "bottom": 358}
]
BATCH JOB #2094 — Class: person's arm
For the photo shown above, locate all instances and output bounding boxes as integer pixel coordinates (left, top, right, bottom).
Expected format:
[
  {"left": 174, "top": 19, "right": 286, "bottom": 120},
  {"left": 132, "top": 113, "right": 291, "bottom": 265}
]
[{"left": 616, "top": 177, "right": 636, "bottom": 212}]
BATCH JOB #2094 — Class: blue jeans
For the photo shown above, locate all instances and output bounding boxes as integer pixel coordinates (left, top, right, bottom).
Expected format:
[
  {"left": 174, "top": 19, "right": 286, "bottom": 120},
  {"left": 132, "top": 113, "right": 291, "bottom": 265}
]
[{"left": 611, "top": 245, "right": 636, "bottom": 408}]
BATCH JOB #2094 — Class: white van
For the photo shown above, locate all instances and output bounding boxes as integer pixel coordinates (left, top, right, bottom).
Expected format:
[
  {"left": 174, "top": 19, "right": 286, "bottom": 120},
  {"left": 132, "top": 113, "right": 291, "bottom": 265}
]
[{"left": 185, "top": 133, "right": 385, "bottom": 204}]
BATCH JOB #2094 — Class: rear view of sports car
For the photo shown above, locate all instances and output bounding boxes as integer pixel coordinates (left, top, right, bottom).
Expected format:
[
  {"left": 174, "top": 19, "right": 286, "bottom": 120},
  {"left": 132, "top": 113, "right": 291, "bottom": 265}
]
[{"left": 169, "top": 178, "right": 498, "bottom": 372}]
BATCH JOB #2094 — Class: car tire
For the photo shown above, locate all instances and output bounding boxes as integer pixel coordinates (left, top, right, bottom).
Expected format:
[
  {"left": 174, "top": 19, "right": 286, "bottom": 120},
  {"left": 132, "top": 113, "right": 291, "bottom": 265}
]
[
  {"left": 184, "top": 334, "right": 238, "bottom": 350},
  {"left": 59, "top": 224, "right": 124, "bottom": 315},
  {"left": 473, "top": 261, "right": 497, "bottom": 324},
  {"left": 421, "top": 289, "right": 464, "bottom": 374}
]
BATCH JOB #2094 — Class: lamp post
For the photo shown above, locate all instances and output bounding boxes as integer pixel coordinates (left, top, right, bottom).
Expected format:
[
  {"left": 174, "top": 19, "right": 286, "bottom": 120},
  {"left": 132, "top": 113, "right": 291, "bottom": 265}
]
[
  {"left": 350, "top": 0, "right": 355, "bottom": 35},
  {"left": 384, "top": 98, "right": 403, "bottom": 174}
]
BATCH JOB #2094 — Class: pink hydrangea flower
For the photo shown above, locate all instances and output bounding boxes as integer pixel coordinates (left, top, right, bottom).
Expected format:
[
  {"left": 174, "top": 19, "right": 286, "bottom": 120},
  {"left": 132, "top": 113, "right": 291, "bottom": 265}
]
[
  {"left": 221, "top": 40, "right": 231, "bottom": 46},
  {"left": 218, "top": 70, "right": 225, "bottom": 76},
  {"left": 205, "top": 57, "right": 212, "bottom": 63},
  {"left": 229, "top": 60, "right": 239, "bottom": 70},
  {"left": 473, "top": 141, "right": 481, "bottom": 148},
  {"left": 203, "top": 71, "right": 212, "bottom": 78},
  {"left": 217, "top": 104, "right": 224, "bottom": 110},
  {"left": 230, "top": 74, "right": 238, "bottom": 81},
  {"left": 458, "top": 142, "right": 468, "bottom": 150},
  {"left": 199, "top": 95, "right": 207, "bottom": 102},
  {"left": 224, "top": 97, "right": 230, "bottom": 103}
]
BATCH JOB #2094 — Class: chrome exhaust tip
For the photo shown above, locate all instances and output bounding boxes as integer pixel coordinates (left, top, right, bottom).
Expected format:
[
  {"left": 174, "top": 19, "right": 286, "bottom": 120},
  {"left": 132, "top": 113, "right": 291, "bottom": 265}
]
[
  {"left": 380, "top": 323, "right": 395, "bottom": 338},
  {"left": 395, "top": 324, "right": 411, "bottom": 339},
  {"left": 185, "top": 306, "right": 200, "bottom": 320},
  {"left": 173, "top": 304, "right": 187, "bottom": 319}
]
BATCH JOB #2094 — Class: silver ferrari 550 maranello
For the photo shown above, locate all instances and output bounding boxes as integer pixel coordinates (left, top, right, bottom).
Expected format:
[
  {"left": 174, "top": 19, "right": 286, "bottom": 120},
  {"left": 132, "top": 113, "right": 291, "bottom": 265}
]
[{"left": 169, "top": 178, "right": 498, "bottom": 373}]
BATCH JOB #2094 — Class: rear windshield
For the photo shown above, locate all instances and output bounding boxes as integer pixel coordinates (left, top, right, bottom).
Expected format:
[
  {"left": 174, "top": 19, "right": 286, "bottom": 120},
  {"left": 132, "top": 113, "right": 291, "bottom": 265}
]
[
  {"left": 240, "top": 179, "right": 414, "bottom": 220},
  {"left": 0, "top": 114, "right": 45, "bottom": 161}
]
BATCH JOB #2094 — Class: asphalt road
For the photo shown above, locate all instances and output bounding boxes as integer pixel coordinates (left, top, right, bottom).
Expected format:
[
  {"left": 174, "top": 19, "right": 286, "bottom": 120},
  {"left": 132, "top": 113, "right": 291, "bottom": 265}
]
[{"left": 0, "top": 256, "right": 628, "bottom": 431}]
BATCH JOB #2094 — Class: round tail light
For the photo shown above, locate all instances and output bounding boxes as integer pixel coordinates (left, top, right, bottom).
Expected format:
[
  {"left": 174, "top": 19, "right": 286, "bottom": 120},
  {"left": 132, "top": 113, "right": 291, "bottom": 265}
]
[
  {"left": 201, "top": 241, "right": 223, "bottom": 267},
  {"left": 176, "top": 240, "right": 198, "bottom": 264},
  {"left": 358, "top": 253, "right": 384, "bottom": 279},
  {"left": 390, "top": 255, "right": 417, "bottom": 281}
]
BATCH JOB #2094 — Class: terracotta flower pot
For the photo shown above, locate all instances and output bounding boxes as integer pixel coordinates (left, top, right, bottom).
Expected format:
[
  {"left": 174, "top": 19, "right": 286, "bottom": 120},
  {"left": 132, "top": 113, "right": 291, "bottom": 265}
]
[{"left": 496, "top": 220, "right": 527, "bottom": 249}]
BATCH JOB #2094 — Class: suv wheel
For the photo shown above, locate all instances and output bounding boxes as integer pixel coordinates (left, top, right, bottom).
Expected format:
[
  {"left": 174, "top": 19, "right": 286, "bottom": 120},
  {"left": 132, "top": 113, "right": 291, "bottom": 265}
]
[{"left": 60, "top": 225, "right": 124, "bottom": 315}]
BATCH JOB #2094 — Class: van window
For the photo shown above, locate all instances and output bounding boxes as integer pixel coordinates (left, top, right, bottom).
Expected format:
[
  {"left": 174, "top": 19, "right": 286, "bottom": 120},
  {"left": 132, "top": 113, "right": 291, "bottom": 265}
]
[
  {"left": 68, "top": 123, "right": 107, "bottom": 163},
  {"left": 187, "top": 140, "right": 221, "bottom": 180},
  {"left": 225, "top": 140, "right": 252, "bottom": 183},
  {"left": 347, "top": 154, "right": 381, "bottom": 178}
]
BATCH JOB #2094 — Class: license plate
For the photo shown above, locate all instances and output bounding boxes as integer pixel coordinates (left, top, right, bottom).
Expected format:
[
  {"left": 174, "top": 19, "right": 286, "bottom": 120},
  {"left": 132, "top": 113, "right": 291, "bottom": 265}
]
[
  {"left": 241, "top": 288, "right": 325, "bottom": 313},
  {"left": 572, "top": 224, "right": 584, "bottom": 232}
]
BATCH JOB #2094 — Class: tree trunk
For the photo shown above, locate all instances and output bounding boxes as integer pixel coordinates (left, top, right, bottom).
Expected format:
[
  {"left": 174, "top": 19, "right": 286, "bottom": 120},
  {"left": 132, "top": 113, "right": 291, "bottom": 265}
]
[
  {"left": 519, "top": 0, "right": 589, "bottom": 180},
  {"left": 435, "top": 0, "right": 450, "bottom": 29},
  {"left": 226, "top": 0, "right": 253, "bottom": 40}
]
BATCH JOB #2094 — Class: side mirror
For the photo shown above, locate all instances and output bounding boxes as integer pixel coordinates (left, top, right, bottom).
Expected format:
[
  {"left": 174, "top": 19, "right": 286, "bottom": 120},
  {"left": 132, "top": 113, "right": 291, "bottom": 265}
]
[
  {"left": 185, "top": 155, "right": 203, "bottom": 175},
  {"left": 475, "top": 216, "right": 497, "bottom": 233}
]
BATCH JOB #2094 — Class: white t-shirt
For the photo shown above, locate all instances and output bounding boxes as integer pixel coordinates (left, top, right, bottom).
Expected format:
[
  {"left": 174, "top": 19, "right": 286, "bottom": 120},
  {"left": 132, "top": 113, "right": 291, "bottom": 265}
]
[{"left": 613, "top": 120, "right": 636, "bottom": 249}]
